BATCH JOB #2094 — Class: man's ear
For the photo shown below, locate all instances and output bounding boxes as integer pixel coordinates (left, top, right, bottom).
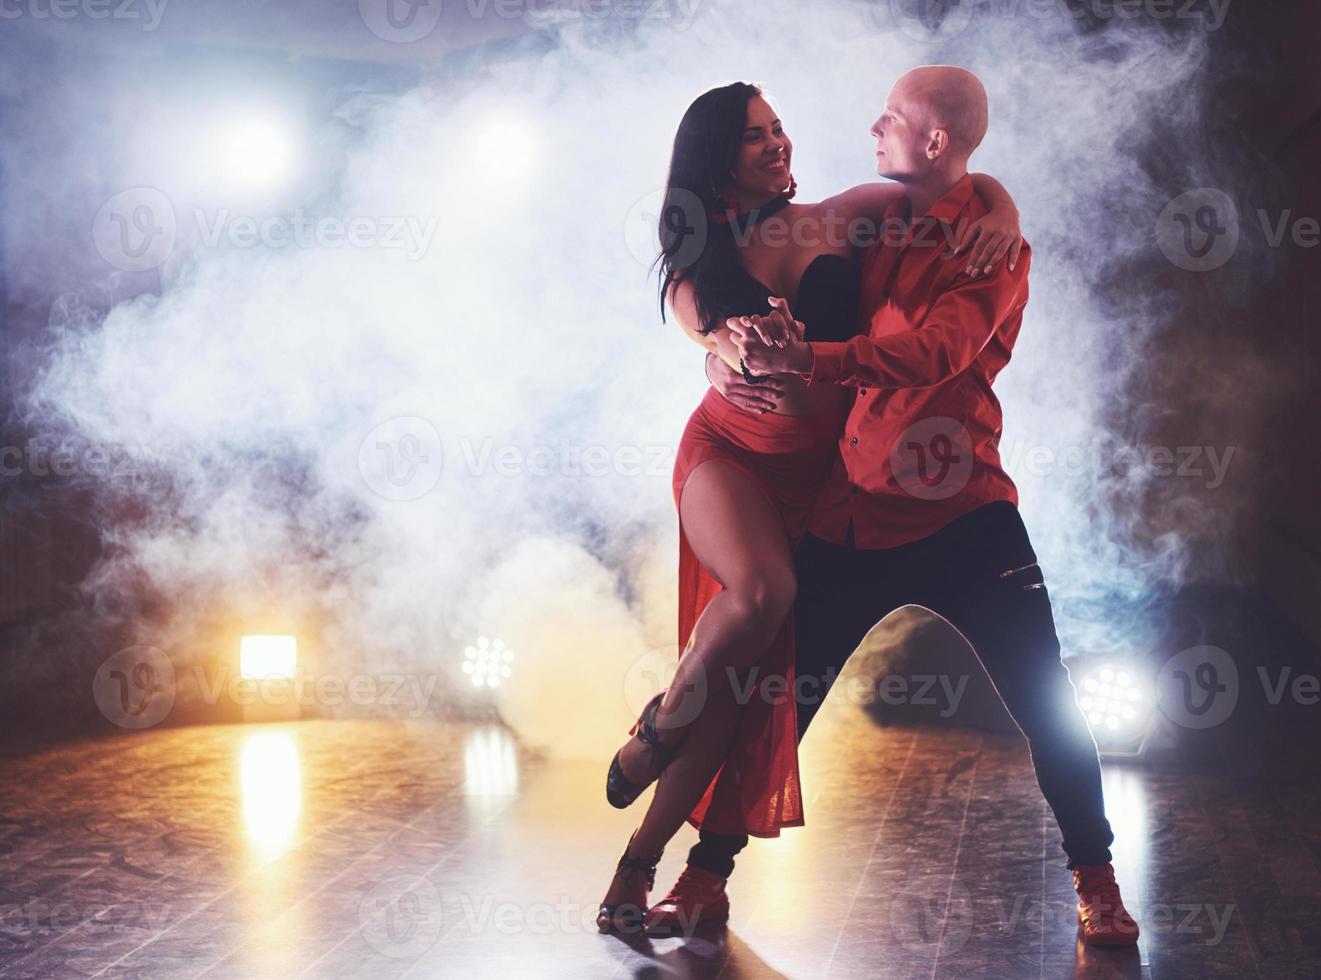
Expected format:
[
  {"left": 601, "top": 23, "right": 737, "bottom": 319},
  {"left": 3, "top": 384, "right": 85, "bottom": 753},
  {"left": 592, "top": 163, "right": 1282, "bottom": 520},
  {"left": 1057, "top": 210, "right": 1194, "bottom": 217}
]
[{"left": 926, "top": 129, "right": 950, "bottom": 161}]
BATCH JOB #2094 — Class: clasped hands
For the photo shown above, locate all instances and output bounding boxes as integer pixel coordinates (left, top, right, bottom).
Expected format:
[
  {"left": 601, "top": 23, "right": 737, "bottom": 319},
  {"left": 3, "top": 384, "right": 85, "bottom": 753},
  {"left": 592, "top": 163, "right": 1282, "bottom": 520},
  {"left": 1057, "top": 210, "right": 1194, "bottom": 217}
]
[{"left": 725, "top": 296, "right": 814, "bottom": 376}]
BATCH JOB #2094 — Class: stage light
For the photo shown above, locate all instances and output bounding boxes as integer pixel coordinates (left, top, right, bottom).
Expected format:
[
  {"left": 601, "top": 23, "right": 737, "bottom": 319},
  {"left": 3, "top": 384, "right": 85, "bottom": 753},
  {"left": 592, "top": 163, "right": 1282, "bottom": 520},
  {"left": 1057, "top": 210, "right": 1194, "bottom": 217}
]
[
  {"left": 227, "top": 120, "right": 291, "bottom": 185},
  {"left": 1073, "top": 659, "right": 1156, "bottom": 761},
  {"left": 472, "top": 115, "right": 536, "bottom": 183},
  {"left": 241, "top": 634, "right": 298, "bottom": 680},
  {"left": 462, "top": 636, "right": 514, "bottom": 689},
  {"left": 197, "top": 109, "right": 302, "bottom": 199}
]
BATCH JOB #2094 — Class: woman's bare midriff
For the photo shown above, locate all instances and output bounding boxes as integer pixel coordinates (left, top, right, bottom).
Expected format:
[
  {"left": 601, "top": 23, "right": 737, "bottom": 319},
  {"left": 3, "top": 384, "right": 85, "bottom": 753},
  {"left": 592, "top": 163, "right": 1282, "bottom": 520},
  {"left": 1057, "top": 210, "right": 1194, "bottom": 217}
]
[{"left": 765, "top": 375, "right": 850, "bottom": 417}]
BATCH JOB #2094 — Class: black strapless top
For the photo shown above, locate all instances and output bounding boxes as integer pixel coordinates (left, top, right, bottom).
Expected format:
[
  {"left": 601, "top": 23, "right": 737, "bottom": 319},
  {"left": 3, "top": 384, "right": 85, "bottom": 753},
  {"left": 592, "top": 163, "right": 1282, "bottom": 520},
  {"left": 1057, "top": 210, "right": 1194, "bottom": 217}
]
[{"left": 736, "top": 253, "right": 861, "bottom": 343}]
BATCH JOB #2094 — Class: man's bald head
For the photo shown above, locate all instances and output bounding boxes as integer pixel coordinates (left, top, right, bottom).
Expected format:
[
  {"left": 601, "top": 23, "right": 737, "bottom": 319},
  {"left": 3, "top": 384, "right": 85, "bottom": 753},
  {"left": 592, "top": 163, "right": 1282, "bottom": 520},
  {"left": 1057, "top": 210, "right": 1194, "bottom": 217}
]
[
  {"left": 891, "top": 65, "right": 988, "bottom": 160},
  {"left": 871, "top": 66, "right": 989, "bottom": 185}
]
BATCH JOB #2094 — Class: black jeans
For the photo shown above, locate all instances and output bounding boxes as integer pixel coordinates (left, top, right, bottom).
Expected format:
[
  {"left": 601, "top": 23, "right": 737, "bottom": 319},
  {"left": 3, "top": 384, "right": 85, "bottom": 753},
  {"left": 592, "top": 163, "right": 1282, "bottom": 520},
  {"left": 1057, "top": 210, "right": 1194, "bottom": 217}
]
[{"left": 688, "top": 500, "right": 1115, "bottom": 876}]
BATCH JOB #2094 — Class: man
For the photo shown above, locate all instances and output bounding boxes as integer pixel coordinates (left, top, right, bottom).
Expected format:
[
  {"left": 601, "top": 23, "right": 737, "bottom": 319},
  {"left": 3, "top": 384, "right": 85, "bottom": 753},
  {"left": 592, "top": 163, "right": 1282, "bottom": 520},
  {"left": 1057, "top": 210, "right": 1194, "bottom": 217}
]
[{"left": 645, "top": 66, "right": 1140, "bottom": 948}]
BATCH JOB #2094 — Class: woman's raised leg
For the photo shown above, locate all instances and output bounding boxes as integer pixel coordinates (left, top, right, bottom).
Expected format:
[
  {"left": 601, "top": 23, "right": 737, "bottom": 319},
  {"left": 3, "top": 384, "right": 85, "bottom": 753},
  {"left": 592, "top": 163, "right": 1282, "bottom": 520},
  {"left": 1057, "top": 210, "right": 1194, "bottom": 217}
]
[{"left": 599, "top": 460, "right": 796, "bottom": 927}]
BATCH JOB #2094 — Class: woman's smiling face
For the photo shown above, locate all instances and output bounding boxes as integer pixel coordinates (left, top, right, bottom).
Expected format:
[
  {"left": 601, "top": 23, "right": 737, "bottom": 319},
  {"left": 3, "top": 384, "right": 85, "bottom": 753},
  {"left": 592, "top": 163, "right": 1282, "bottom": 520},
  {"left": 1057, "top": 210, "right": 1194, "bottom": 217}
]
[{"left": 731, "top": 94, "right": 793, "bottom": 200}]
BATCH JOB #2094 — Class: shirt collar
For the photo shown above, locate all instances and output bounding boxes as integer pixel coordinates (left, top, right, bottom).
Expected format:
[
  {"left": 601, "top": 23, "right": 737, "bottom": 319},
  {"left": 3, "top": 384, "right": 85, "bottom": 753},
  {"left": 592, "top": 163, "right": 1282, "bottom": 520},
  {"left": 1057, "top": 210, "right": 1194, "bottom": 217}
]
[
  {"left": 882, "top": 172, "right": 976, "bottom": 228},
  {"left": 922, "top": 172, "right": 975, "bottom": 226}
]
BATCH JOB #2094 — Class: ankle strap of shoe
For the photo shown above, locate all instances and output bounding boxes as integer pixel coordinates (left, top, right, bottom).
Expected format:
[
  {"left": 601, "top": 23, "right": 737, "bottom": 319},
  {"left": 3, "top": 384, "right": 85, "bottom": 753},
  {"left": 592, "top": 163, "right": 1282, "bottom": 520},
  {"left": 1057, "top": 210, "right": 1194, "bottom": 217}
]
[{"left": 617, "top": 850, "right": 663, "bottom": 888}]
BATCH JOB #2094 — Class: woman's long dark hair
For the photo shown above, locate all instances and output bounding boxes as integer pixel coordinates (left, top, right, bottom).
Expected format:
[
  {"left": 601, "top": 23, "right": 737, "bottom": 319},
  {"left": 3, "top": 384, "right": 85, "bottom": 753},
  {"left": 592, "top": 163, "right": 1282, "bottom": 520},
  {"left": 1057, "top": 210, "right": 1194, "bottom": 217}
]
[{"left": 656, "top": 82, "right": 768, "bottom": 335}]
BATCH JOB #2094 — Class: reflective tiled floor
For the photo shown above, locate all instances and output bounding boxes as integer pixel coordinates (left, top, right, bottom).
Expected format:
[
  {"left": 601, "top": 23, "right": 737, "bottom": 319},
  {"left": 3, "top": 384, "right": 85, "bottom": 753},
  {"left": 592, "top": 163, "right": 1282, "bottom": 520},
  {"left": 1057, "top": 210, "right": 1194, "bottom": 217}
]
[{"left": 1, "top": 709, "right": 1318, "bottom": 979}]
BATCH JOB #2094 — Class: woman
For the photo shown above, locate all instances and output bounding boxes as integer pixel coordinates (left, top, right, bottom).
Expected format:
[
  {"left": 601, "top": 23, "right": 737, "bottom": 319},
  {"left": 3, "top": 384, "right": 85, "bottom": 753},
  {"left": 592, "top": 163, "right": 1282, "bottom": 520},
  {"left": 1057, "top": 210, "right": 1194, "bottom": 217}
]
[{"left": 597, "top": 81, "right": 1022, "bottom": 934}]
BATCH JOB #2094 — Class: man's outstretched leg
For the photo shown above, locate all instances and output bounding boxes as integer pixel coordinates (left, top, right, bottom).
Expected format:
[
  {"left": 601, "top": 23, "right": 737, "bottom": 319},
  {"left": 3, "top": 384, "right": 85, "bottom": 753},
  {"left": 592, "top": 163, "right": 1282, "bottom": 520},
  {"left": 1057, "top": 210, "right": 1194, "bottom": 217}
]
[{"left": 926, "top": 503, "right": 1138, "bottom": 946}]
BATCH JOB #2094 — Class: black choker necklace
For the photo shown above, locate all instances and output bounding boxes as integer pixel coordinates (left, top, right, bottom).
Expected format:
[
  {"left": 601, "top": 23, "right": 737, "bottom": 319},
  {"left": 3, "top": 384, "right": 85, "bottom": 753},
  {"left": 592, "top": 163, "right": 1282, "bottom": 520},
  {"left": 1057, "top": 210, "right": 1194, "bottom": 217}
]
[{"left": 729, "top": 194, "right": 792, "bottom": 226}]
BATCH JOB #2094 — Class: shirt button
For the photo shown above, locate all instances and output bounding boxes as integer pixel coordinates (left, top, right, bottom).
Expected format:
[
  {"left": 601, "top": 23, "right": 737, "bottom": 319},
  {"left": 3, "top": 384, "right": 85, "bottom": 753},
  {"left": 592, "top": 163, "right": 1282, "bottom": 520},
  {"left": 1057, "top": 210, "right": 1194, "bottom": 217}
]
[
  {"left": 850, "top": 436, "right": 859, "bottom": 446},
  {"left": 859, "top": 388, "right": 867, "bottom": 395}
]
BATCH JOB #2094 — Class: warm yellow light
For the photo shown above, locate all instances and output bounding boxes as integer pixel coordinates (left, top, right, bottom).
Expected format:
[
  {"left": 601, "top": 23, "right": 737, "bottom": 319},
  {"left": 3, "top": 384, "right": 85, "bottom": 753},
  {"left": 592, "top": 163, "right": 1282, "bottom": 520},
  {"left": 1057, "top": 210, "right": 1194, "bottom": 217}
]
[{"left": 240, "top": 634, "right": 297, "bottom": 679}]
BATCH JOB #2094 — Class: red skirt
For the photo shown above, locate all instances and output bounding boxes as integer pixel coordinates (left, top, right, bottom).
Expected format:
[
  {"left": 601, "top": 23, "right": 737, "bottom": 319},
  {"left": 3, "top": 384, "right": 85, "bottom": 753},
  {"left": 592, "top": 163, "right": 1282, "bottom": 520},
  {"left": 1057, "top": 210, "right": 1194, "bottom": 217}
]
[{"left": 668, "top": 385, "right": 847, "bottom": 838}]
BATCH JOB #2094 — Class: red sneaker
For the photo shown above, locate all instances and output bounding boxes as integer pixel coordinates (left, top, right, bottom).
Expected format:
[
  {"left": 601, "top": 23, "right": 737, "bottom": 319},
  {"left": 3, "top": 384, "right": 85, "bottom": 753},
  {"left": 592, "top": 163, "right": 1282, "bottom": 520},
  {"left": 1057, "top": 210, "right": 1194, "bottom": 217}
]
[
  {"left": 1073, "top": 862, "right": 1140, "bottom": 946},
  {"left": 644, "top": 865, "right": 731, "bottom": 937}
]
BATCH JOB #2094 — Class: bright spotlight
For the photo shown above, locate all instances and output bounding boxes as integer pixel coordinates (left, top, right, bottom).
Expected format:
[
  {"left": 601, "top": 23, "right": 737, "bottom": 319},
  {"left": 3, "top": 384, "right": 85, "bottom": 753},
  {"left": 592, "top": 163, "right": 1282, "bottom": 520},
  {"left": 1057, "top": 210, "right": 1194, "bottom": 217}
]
[
  {"left": 472, "top": 116, "right": 536, "bottom": 183},
  {"left": 1073, "top": 658, "right": 1156, "bottom": 761},
  {"left": 206, "top": 111, "right": 300, "bottom": 196},
  {"left": 227, "top": 121, "right": 290, "bottom": 183},
  {"left": 462, "top": 636, "right": 514, "bottom": 690},
  {"left": 241, "top": 634, "right": 297, "bottom": 680}
]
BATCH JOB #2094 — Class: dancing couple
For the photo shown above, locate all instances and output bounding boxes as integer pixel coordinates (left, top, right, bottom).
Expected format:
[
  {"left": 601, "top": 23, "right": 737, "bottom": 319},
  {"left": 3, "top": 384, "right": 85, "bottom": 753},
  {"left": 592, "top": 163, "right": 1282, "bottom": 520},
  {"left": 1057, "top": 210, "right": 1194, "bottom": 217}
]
[{"left": 598, "top": 66, "right": 1140, "bottom": 948}]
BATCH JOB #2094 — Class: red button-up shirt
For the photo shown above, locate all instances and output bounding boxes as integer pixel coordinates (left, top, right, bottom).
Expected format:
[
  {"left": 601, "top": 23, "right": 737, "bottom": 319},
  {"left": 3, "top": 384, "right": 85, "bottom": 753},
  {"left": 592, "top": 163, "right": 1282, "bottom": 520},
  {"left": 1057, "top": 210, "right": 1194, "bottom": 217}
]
[{"left": 800, "top": 173, "right": 1031, "bottom": 549}]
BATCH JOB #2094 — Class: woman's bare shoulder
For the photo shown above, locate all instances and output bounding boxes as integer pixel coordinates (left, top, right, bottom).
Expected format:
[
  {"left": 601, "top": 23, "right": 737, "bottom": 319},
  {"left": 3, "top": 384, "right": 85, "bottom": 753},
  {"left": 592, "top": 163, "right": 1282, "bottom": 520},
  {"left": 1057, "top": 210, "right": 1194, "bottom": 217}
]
[{"left": 814, "top": 181, "right": 907, "bottom": 222}]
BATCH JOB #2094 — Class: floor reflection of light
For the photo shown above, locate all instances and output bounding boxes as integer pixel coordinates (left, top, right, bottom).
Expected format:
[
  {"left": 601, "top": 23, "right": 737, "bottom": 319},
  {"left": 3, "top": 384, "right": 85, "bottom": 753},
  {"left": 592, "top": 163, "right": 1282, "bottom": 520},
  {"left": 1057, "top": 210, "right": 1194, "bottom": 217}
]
[
  {"left": 1100, "top": 764, "right": 1150, "bottom": 906},
  {"left": 741, "top": 816, "right": 812, "bottom": 934},
  {"left": 463, "top": 727, "right": 519, "bottom": 796},
  {"left": 240, "top": 731, "right": 303, "bottom": 861}
]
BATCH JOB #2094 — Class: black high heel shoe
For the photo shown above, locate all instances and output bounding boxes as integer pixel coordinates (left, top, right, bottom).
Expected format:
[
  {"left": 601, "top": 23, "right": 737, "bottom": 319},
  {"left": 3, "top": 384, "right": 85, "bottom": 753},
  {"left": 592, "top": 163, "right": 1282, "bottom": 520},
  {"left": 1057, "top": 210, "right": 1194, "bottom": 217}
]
[
  {"left": 596, "top": 833, "right": 664, "bottom": 934},
  {"left": 606, "top": 690, "right": 683, "bottom": 809}
]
